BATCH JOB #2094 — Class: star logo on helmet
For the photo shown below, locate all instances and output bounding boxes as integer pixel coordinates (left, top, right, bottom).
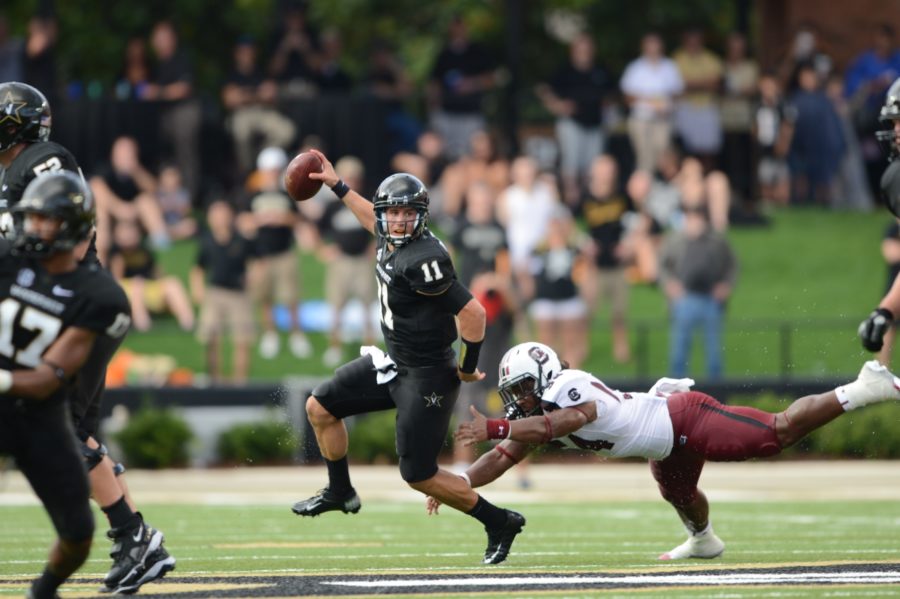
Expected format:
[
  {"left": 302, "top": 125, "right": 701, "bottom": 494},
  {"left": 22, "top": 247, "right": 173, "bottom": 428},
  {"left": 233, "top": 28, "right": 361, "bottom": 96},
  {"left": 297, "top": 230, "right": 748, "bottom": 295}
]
[
  {"left": 423, "top": 392, "right": 443, "bottom": 408},
  {"left": 0, "top": 91, "right": 27, "bottom": 126}
]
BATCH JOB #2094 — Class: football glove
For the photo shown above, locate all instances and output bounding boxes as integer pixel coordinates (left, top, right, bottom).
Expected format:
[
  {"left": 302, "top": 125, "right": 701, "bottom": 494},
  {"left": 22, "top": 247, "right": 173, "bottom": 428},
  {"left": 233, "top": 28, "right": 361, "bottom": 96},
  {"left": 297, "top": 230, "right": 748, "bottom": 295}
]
[{"left": 858, "top": 307, "right": 895, "bottom": 352}]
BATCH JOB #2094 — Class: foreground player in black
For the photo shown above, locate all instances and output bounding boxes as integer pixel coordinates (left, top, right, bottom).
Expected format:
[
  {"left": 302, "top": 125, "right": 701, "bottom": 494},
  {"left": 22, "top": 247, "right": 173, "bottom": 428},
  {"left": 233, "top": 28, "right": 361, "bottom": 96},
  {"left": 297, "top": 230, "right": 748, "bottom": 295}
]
[
  {"left": 291, "top": 150, "right": 525, "bottom": 565},
  {"left": 0, "top": 172, "right": 132, "bottom": 599},
  {"left": 0, "top": 82, "right": 175, "bottom": 593}
]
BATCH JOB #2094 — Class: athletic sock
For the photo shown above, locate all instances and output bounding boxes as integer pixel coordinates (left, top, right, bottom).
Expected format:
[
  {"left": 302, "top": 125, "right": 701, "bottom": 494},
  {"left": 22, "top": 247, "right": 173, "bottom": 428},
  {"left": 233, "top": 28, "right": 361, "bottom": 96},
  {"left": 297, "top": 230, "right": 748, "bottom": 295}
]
[
  {"left": 467, "top": 495, "right": 508, "bottom": 530},
  {"left": 31, "top": 567, "right": 64, "bottom": 599},
  {"left": 102, "top": 495, "right": 140, "bottom": 531},
  {"left": 325, "top": 457, "right": 353, "bottom": 495}
]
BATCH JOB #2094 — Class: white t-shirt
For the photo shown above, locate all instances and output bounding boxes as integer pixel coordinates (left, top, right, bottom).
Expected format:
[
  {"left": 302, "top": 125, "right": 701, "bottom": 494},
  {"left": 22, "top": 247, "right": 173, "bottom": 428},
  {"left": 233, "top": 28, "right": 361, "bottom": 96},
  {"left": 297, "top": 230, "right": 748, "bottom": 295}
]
[
  {"left": 620, "top": 57, "right": 684, "bottom": 121},
  {"left": 541, "top": 369, "right": 675, "bottom": 460},
  {"left": 500, "top": 181, "right": 558, "bottom": 269}
]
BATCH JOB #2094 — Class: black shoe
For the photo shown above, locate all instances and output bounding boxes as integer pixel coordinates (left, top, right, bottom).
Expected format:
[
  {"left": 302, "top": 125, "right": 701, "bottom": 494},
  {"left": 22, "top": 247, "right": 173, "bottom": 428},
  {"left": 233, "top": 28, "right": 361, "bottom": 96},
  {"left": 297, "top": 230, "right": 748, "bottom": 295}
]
[
  {"left": 102, "top": 521, "right": 164, "bottom": 591},
  {"left": 291, "top": 487, "right": 361, "bottom": 517},
  {"left": 482, "top": 509, "right": 526, "bottom": 564},
  {"left": 112, "top": 544, "right": 176, "bottom": 595}
]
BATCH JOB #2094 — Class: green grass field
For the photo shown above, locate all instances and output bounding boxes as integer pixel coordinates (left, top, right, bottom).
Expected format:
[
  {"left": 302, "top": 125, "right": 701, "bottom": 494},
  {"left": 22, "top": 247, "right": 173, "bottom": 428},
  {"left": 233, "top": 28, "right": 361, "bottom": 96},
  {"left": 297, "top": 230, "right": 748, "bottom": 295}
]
[
  {"left": 2, "top": 497, "right": 899, "bottom": 597},
  {"left": 132, "top": 207, "right": 892, "bottom": 382}
]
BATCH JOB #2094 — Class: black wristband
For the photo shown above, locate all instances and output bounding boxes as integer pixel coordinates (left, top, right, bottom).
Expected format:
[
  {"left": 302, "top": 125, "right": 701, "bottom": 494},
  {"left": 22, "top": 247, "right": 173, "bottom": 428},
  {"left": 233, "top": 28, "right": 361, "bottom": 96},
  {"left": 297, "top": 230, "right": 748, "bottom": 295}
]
[
  {"left": 331, "top": 179, "right": 350, "bottom": 199},
  {"left": 459, "top": 337, "right": 483, "bottom": 374}
]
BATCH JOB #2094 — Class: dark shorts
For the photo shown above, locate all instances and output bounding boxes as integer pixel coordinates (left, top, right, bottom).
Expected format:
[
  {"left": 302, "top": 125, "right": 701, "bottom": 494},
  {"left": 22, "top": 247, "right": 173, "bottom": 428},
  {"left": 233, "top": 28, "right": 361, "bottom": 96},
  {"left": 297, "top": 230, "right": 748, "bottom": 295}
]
[
  {"left": 313, "top": 355, "right": 460, "bottom": 483},
  {"left": 0, "top": 400, "right": 94, "bottom": 541},
  {"left": 649, "top": 391, "right": 781, "bottom": 507},
  {"left": 70, "top": 332, "right": 124, "bottom": 440}
]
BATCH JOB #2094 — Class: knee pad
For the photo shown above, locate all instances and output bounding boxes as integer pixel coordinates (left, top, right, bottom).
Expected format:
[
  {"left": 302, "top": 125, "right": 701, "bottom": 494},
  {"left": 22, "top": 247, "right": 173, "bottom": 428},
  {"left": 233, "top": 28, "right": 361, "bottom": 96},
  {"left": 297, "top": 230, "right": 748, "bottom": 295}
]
[{"left": 79, "top": 442, "right": 108, "bottom": 472}]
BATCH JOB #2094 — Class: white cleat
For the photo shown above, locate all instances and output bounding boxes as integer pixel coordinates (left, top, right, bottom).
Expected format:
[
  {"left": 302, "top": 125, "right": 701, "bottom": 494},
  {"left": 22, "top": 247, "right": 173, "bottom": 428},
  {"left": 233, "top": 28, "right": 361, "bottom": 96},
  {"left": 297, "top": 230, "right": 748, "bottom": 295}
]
[
  {"left": 839, "top": 360, "right": 900, "bottom": 411},
  {"left": 658, "top": 530, "right": 725, "bottom": 561}
]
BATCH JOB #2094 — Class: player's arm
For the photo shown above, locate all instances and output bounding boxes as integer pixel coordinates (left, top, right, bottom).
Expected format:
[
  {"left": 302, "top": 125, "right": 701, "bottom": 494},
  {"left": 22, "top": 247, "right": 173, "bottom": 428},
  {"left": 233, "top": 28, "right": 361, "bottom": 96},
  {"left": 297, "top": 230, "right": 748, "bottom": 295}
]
[
  {"left": 0, "top": 327, "right": 97, "bottom": 400},
  {"left": 306, "top": 148, "right": 375, "bottom": 234},
  {"left": 464, "top": 439, "right": 533, "bottom": 488},
  {"left": 860, "top": 273, "right": 900, "bottom": 351},
  {"left": 456, "top": 402, "right": 597, "bottom": 446}
]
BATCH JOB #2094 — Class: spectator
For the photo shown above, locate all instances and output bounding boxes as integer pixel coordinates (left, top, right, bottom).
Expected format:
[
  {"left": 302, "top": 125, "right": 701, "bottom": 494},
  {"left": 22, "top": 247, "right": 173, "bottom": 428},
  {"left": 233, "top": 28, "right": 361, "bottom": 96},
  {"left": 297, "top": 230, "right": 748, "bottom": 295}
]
[
  {"left": 787, "top": 61, "right": 845, "bottom": 206},
  {"left": 316, "top": 156, "right": 376, "bottom": 367},
  {"left": 672, "top": 28, "right": 724, "bottom": 171},
  {"left": 677, "top": 156, "right": 731, "bottom": 232},
  {"left": 720, "top": 31, "right": 759, "bottom": 207},
  {"left": 753, "top": 72, "right": 796, "bottom": 205},
  {"left": 621, "top": 169, "right": 665, "bottom": 283},
  {"left": 825, "top": 73, "right": 875, "bottom": 211},
  {"left": 427, "top": 14, "right": 497, "bottom": 159},
  {"left": 144, "top": 20, "right": 203, "bottom": 198},
  {"left": 156, "top": 164, "right": 197, "bottom": 241},
  {"left": 877, "top": 217, "right": 900, "bottom": 365},
  {"left": 364, "top": 40, "right": 421, "bottom": 155},
  {"left": 780, "top": 22, "right": 833, "bottom": 89},
  {"left": 267, "top": 2, "right": 319, "bottom": 98},
  {"left": 578, "top": 155, "right": 632, "bottom": 363},
  {"left": 391, "top": 129, "right": 452, "bottom": 204},
  {"left": 89, "top": 135, "right": 169, "bottom": 263},
  {"left": 620, "top": 32, "right": 684, "bottom": 173},
  {"left": 222, "top": 36, "right": 296, "bottom": 176},
  {"left": 316, "top": 28, "right": 353, "bottom": 92},
  {"left": 23, "top": 15, "right": 57, "bottom": 105},
  {"left": 523, "top": 207, "right": 591, "bottom": 369},
  {"left": 450, "top": 180, "right": 510, "bottom": 288},
  {"left": 191, "top": 200, "right": 257, "bottom": 384},
  {"left": 241, "top": 147, "right": 311, "bottom": 360},
  {"left": 441, "top": 129, "right": 510, "bottom": 220},
  {"left": 0, "top": 13, "right": 24, "bottom": 83},
  {"left": 659, "top": 204, "right": 737, "bottom": 380},
  {"left": 108, "top": 219, "right": 194, "bottom": 333},
  {"left": 114, "top": 36, "right": 153, "bottom": 100},
  {"left": 536, "top": 33, "right": 612, "bottom": 204}
]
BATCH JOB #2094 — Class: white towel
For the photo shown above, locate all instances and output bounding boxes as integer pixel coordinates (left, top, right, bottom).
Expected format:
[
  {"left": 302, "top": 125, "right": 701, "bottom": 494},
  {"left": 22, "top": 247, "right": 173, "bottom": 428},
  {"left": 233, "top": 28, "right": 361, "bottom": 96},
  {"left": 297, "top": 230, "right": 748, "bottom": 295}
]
[
  {"left": 648, "top": 377, "right": 695, "bottom": 397},
  {"left": 360, "top": 346, "right": 398, "bottom": 384}
]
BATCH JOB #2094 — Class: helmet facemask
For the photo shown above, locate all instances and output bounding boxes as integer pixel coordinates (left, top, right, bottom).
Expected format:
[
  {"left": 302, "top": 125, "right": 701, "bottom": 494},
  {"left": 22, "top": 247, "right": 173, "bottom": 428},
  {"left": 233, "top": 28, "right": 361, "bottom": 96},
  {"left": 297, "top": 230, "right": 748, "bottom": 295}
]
[
  {"left": 499, "top": 375, "right": 543, "bottom": 420},
  {"left": 374, "top": 205, "right": 427, "bottom": 248},
  {"left": 877, "top": 78, "right": 900, "bottom": 161}
]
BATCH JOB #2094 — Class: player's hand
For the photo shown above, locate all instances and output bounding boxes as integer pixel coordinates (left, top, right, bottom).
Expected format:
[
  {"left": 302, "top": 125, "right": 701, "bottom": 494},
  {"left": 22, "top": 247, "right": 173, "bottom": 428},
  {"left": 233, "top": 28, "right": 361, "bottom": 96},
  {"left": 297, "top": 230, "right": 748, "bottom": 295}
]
[
  {"left": 458, "top": 367, "right": 486, "bottom": 383},
  {"left": 859, "top": 308, "right": 894, "bottom": 351},
  {"left": 455, "top": 405, "right": 488, "bottom": 447},
  {"left": 307, "top": 149, "right": 340, "bottom": 187},
  {"left": 426, "top": 495, "right": 441, "bottom": 515}
]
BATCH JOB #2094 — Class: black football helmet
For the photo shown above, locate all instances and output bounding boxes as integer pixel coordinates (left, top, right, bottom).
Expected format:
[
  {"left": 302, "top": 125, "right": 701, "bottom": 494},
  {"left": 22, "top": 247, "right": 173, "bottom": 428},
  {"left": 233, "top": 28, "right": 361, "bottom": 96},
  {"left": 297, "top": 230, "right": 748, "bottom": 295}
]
[
  {"left": 0, "top": 82, "right": 51, "bottom": 153},
  {"left": 876, "top": 77, "right": 900, "bottom": 161},
  {"left": 12, "top": 171, "right": 94, "bottom": 257},
  {"left": 373, "top": 173, "right": 429, "bottom": 247}
]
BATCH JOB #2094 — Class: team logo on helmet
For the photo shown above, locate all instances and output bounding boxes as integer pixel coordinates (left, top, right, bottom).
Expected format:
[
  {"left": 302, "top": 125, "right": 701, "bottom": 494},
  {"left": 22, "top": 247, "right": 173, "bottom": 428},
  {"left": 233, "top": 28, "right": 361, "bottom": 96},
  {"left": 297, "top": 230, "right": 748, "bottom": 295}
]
[{"left": 0, "top": 92, "right": 27, "bottom": 126}]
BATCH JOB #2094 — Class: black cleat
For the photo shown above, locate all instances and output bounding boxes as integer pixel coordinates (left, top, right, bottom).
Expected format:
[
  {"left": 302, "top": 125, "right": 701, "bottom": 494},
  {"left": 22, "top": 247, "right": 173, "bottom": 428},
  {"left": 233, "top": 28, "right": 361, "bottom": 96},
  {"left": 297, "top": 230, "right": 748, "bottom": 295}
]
[
  {"left": 482, "top": 509, "right": 526, "bottom": 564},
  {"left": 102, "top": 520, "right": 174, "bottom": 594},
  {"left": 291, "top": 488, "right": 361, "bottom": 517},
  {"left": 112, "top": 544, "right": 177, "bottom": 595}
]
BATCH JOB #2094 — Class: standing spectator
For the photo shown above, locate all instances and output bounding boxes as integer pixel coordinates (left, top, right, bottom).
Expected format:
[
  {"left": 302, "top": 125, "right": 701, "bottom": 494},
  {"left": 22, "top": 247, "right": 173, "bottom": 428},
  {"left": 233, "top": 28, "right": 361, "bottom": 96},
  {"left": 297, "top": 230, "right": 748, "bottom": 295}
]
[
  {"left": 523, "top": 208, "right": 591, "bottom": 369},
  {"left": 441, "top": 129, "right": 510, "bottom": 219},
  {"left": 89, "top": 135, "right": 169, "bottom": 262},
  {"left": 191, "top": 200, "right": 257, "bottom": 384},
  {"left": 242, "top": 147, "right": 311, "bottom": 360},
  {"left": 114, "top": 36, "right": 153, "bottom": 100},
  {"left": 23, "top": 15, "right": 57, "bottom": 105},
  {"left": 536, "top": 33, "right": 612, "bottom": 204},
  {"left": 144, "top": 20, "right": 202, "bottom": 198},
  {"left": 108, "top": 219, "right": 194, "bottom": 333},
  {"left": 719, "top": 32, "right": 759, "bottom": 206},
  {"left": 787, "top": 62, "right": 845, "bottom": 205},
  {"left": 364, "top": 40, "right": 421, "bottom": 155},
  {"left": 780, "top": 23, "right": 833, "bottom": 89},
  {"left": 0, "top": 13, "right": 24, "bottom": 83},
  {"left": 579, "top": 155, "right": 632, "bottom": 363},
  {"left": 753, "top": 72, "right": 796, "bottom": 205},
  {"left": 672, "top": 28, "right": 723, "bottom": 171},
  {"left": 620, "top": 32, "right": 684, "bottom": 173},
  {"left": 391, "top": 129, "right": 452, "bottom": 191},
  {"left": 316, "top": 29, "right": 353, "bottom": 92},
  {"left": 316, "top": 156, "right": 376, "bottom": 367},
  {"left": 267, "top": 2, "right": 319, "bottom": 98},
  {"left": 825, "top": 74, "right": 875, "bottom": 211},
  {"left": 659, "top": 205, "right": 737, "bottom": 380},
  {"left": 450, "top": 181, "right": 510, "bottom": 288},
  {"left": 156, "top": 164, "right": 197, "bottom": 241},
  {"left": 427, "top": 15, "right": 497, "bottom": 159},
  {"left": 222, "top": 36, "right": 296, "bottom": 176}
]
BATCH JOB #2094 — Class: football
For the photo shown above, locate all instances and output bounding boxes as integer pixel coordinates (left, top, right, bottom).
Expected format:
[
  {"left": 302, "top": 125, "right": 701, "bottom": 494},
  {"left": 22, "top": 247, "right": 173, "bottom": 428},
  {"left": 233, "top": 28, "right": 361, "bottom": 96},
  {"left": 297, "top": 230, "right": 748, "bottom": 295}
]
[{"left": 284, "top": 152, "right": 324, "bottom": 202}]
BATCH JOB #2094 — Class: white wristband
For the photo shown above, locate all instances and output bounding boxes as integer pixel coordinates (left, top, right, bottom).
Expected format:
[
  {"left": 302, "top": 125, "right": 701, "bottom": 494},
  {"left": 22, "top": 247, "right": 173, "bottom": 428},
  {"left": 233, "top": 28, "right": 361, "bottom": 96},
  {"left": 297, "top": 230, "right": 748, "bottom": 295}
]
[
  {"left": 459, "top": 472, "right": 472, "bottom": 486},
  {"left": 0, "top": 369, "right": 12, "bottom": 393}
]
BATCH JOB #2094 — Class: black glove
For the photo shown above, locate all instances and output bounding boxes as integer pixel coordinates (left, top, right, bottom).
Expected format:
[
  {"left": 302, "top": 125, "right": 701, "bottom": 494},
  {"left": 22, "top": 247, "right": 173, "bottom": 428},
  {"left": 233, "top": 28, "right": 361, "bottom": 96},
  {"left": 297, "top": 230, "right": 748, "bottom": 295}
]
[{"left": 858, "top": 307, "right": 895, "bottom": 352}]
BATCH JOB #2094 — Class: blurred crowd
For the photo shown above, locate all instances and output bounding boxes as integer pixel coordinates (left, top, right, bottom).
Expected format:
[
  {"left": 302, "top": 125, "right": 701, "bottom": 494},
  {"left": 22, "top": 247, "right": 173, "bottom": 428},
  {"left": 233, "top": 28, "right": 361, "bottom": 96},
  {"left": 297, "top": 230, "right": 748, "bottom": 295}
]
[{"left": 3, "top": 6, "right": 899, "bottom": 385}]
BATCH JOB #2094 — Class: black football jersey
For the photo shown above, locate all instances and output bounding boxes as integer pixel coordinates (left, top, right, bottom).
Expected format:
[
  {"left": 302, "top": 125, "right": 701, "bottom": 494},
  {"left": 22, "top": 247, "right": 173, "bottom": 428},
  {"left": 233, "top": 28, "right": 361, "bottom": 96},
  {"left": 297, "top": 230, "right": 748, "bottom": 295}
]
[
  {"left": 375, "top": 230, "right": 459, "bottom": 367},
  {"left": 0, "top": 141, "right": 80, "bottom": 209},
  {"left": 0, "top": 248, "right": 131, "bottom": 406}
]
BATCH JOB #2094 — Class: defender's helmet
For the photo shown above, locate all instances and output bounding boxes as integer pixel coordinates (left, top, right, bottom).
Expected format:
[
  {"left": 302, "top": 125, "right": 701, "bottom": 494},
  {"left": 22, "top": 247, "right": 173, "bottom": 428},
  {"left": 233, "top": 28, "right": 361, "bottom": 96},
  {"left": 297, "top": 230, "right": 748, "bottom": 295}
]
[
  {"left": 13, "top": 171, "right": 94, "bottom": 257},
  {"left": 876, "top": 77, "right": 900, "bottom": 160},
  {"left": 0, "top": 82, "right": 51, "bottom": 153},
  {"left": 373, "top": 173, "right": 429, "bottom": 248},
  {"left": 498, "top": 342, "right": 563, "bottom": 419}
]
